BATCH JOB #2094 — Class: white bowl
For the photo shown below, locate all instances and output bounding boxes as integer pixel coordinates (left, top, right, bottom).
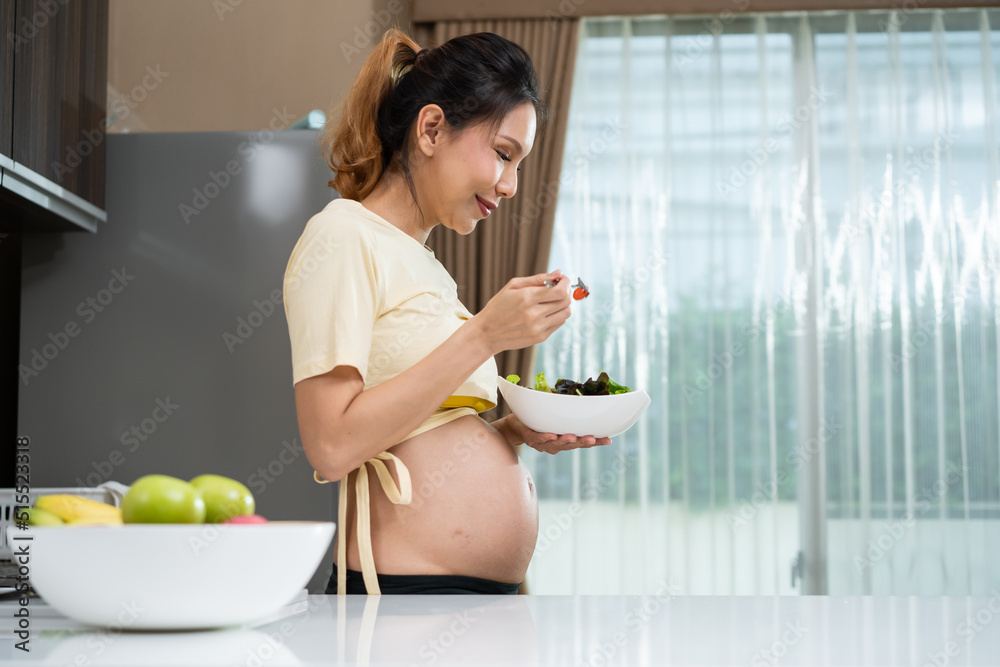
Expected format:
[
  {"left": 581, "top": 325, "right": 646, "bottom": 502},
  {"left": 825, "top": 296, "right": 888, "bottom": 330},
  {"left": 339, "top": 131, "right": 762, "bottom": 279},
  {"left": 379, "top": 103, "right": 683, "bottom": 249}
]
[
  {"left": 497, "top": 375, "right": 651, "bottom": 438},
  {"left": 22, "top": 521, "right": 335, "bottom": 630}
]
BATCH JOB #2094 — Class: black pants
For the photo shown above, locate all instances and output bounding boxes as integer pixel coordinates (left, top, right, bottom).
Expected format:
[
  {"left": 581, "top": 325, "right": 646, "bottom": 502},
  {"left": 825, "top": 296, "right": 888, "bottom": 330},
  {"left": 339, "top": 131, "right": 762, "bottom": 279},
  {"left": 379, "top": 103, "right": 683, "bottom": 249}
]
[{"left": 325, "top": 561, "right": 522, "bottom": 595}]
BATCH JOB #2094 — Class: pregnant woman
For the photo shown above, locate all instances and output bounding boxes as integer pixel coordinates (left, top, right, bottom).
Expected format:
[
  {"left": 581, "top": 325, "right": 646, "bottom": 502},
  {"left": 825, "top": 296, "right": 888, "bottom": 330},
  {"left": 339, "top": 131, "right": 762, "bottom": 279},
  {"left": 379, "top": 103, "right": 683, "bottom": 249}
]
[{"left": 283, "top": 28, "right": 610, "bottom": 595}]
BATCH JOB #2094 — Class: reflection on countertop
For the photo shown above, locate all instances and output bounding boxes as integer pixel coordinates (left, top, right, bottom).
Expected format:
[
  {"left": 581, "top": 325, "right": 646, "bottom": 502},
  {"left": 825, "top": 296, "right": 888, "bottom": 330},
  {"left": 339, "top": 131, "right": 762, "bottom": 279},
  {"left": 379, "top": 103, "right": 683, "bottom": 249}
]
[{"left": 3, "top": 591, "right": 1000, "bottom": 665}]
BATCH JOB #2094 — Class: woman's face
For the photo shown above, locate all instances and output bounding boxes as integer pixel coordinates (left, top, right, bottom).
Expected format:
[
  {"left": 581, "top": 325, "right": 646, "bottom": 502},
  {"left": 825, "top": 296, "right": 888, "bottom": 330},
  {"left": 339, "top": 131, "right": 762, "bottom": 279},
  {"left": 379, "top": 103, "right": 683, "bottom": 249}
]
[{"left": 415, "top": 101, "right": 536, "bottom": 235}]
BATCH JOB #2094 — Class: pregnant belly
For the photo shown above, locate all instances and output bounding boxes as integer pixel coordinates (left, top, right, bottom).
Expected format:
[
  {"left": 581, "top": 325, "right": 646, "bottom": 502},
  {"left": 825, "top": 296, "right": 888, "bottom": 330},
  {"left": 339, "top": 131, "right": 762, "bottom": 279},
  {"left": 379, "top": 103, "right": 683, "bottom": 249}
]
[{"left": 338, "top": 414, "right": 539, "bottom": 584}]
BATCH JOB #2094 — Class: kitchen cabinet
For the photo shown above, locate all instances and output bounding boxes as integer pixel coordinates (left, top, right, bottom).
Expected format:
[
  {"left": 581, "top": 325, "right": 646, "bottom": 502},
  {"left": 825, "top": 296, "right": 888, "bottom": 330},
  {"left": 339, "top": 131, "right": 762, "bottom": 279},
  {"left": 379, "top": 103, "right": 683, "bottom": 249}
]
[
  {"left": 0, "top": 0, "right": 13, "bottom": 160},
  {"left": 0, "top": 0, "right": 108, "bottom": 232},
  {"left": 12, "top": 0, "right": 108, "bottom": 210}
]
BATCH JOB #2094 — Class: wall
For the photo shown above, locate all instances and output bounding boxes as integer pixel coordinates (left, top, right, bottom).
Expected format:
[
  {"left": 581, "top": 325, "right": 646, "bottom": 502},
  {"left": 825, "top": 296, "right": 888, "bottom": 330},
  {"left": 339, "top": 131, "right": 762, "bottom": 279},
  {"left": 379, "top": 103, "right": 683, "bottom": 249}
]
[{"left": 106, "top": 0, "right": 413, "bottom": 133}]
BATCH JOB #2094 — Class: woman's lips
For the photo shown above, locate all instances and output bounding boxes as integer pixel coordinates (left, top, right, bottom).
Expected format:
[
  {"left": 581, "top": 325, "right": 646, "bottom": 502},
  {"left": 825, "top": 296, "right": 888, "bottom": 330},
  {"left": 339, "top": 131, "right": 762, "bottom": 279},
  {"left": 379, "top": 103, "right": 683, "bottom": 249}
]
[{"left": 476, "top": 196, "right": 492, "bottom": 217}]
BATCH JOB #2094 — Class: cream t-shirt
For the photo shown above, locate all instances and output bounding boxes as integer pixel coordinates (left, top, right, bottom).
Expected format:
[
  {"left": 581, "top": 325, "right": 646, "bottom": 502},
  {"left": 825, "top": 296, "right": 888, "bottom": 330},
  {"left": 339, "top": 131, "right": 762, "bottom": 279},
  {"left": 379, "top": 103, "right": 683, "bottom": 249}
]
[
  {"left": 283, "top": 197, "right": 497, "bottom": 398},
  {"left": 282, "top": 197, "right": 499, "bottom": 595}
]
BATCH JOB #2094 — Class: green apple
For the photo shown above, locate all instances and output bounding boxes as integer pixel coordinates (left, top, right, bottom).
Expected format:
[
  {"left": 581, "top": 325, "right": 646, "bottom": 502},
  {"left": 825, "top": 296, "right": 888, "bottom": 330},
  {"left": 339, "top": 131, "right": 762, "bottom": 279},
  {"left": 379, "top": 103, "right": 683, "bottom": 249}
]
[
  {"left": 189, "top": 474, "right": 255, "bottom": 523},
  {"left": 122, "top": 474, "right": 206, "bottom": 523}
]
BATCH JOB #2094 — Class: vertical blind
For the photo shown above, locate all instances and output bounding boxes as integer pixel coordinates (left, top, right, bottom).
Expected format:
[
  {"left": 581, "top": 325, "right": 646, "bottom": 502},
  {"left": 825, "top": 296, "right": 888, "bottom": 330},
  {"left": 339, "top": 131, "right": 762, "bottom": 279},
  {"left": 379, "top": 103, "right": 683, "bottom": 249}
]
[{"left": 521, "top": 9, "right": 1000, "bottom": 595}]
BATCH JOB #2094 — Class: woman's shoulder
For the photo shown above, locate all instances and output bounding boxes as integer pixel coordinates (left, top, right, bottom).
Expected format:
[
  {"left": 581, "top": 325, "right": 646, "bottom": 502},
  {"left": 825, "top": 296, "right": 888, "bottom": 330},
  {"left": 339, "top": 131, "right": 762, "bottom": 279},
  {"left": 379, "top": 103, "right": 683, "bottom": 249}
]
[
  {"left": 299, "top": 198, "right": 380, "bottom": 247},
  {"left": 284, "top": 200, "right": 382, "bottom": 281},
  {"left": 307, "top": 198, "right": 373, "bottom": 229}
]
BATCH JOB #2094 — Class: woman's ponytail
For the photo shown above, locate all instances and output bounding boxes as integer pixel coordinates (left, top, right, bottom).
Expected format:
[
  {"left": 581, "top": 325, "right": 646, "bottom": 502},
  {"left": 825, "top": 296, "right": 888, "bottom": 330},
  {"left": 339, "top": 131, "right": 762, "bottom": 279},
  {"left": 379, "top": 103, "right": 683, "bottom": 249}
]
[{"left": 323, "top": 28, "right": 420, "bottom": 200}]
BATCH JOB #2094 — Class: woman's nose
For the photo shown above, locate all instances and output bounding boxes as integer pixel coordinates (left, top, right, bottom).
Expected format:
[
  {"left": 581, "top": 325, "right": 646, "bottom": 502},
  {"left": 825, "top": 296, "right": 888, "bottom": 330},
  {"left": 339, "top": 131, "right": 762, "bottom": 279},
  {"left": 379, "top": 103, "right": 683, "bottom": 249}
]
[{"left": 497, "top": 173, "right": 517, "bottom": 199}]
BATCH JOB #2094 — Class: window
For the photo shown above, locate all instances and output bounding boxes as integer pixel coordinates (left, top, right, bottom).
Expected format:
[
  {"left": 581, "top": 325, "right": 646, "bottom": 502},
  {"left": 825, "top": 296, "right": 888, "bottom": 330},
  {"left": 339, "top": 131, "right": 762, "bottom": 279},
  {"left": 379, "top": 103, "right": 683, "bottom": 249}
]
[{"left": 523, "top": 9, "right": 1000, "bottom": 595}]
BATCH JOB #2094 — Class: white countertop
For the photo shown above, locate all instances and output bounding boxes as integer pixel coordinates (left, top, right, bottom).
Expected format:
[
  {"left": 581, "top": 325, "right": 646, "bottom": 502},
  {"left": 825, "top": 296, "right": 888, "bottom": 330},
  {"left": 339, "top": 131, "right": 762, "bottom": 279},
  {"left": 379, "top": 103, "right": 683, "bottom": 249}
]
[{"left": 3, "top": 592, "right": 1000, "bottom": 665}]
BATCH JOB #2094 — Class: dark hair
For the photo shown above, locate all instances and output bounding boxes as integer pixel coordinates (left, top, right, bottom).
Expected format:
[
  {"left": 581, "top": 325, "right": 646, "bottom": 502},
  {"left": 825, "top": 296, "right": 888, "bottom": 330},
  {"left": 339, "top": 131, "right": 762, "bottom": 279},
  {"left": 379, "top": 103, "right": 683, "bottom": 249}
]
[{"left": 323, "top": 28, "right": 547, "bottom": 204}]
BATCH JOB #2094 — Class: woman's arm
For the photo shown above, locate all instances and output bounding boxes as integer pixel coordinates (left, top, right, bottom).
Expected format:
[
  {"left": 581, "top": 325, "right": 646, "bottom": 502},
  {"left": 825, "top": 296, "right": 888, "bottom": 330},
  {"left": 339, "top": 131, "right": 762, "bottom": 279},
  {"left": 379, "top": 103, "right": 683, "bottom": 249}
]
[
  {"left": 297, "top": 319, "right": 493, "bottom": 482},
  {"left": 295, "top": 273, "right": 571, "bottom": 482}
]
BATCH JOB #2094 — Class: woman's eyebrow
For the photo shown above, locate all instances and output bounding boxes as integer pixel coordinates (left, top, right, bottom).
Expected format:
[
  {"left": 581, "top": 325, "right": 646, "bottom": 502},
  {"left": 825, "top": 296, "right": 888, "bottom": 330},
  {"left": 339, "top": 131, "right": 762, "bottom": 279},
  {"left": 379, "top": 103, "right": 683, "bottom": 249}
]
[{"left": 498, "top": 135, "right": 524, "bottom": 155}]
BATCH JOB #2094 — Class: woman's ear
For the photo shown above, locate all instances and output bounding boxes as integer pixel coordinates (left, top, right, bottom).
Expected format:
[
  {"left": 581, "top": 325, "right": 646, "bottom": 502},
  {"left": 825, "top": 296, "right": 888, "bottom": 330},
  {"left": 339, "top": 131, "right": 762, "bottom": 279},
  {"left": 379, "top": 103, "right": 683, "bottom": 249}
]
[{"left": 415, "top": 104, "right": 448, "bottom": 158}]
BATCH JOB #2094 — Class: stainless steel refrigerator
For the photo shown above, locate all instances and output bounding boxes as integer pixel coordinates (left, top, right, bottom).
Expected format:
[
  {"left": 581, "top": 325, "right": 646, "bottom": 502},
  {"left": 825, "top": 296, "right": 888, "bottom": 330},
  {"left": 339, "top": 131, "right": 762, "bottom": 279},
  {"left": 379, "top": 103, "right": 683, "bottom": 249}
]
[{"left": 18, "top": 129, "right": 339, "bottom": 593}]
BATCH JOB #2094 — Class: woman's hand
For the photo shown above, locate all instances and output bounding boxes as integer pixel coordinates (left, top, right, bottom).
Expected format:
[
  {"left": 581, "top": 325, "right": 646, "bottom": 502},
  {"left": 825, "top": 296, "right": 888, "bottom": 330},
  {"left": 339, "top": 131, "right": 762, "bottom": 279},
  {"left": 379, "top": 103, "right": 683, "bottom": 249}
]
[
  {"left": 470, "top": 270, "right": 572, "bottom": 355},
  {"left": 495, "top": 413, "right": 612, "bottom": 455}
]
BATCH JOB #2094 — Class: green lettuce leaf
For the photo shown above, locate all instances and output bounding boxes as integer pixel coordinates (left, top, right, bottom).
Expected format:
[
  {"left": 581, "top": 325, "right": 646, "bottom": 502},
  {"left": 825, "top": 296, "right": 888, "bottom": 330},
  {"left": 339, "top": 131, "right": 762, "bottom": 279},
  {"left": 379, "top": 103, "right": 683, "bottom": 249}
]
[
  {"left": 601, "top": 369, "right": 632, "bottom": 394},
  {"left": 533, "top": 372, "right": 555, "bottom": 393},
  {"left": 530, "top": 370, "right": 632, "bottom": 394}
]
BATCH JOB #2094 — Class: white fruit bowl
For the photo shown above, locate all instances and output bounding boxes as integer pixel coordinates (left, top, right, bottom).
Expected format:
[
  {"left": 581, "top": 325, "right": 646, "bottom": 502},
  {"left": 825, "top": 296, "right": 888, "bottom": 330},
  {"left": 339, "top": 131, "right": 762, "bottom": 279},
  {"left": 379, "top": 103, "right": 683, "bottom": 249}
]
[
  {"left": 497, "top": 375, "right": 651, "bottom": 439},
  {"left": 22, "top": 521, "right": 335, "bottom": 630}
]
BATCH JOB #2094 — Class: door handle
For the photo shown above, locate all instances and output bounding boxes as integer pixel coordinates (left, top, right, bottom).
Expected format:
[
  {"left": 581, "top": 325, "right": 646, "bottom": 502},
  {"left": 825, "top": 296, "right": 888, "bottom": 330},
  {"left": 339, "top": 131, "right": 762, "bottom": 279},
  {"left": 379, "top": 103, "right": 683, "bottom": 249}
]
[{"left": 790, "top": 550, "right": 803, "bottom": 589}]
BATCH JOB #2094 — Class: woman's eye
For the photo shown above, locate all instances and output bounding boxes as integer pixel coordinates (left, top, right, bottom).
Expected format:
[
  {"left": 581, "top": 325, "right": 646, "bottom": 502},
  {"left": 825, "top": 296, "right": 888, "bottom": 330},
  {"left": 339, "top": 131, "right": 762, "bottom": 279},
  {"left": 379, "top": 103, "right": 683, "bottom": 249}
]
[{"left": 496, "top": 149, "right": 522, "bottom": 173}]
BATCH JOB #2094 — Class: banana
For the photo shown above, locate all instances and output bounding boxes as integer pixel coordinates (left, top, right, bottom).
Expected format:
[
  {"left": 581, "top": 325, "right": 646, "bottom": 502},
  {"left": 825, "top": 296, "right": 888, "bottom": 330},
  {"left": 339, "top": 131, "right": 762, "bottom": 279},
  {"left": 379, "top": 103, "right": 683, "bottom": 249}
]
[
  {"left": 35, "top": 494, "right": 122, "bottom": 523},
  {"left": 65, "top": 514, "right": 123, "bottom": 526},
  {"left": 21, "top": 507, "right": 65, "bottom": 526}
]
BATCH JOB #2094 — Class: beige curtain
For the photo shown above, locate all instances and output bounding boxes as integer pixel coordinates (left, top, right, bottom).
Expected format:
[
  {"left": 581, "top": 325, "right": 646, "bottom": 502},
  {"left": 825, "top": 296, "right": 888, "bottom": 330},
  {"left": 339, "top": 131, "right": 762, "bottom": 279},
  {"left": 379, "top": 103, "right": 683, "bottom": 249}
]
[{"left": 416, "top": 18, "right": 580, "bottom": 413}]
